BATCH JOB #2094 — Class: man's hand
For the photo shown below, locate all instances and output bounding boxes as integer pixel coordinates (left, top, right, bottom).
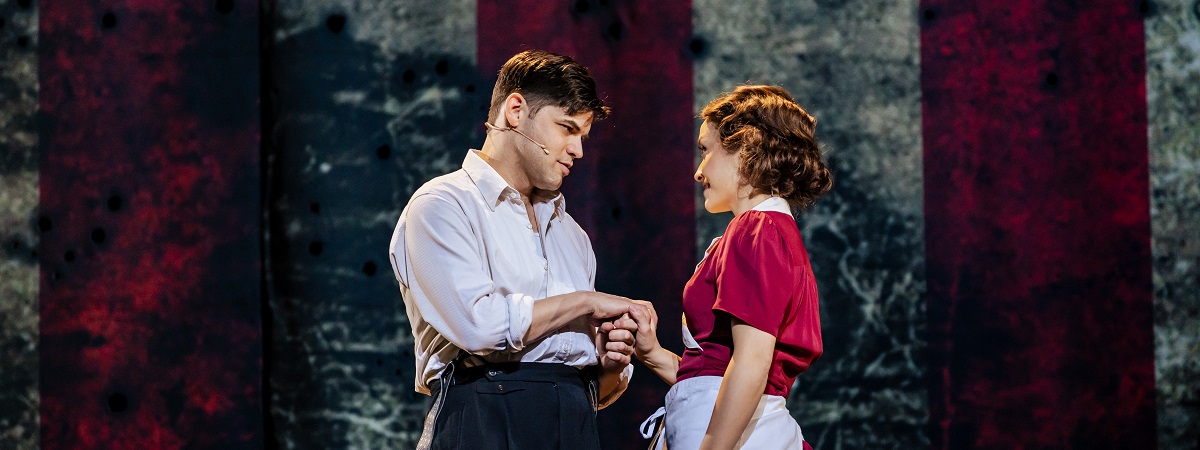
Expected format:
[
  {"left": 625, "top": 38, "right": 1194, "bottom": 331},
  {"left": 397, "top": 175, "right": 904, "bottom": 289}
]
[
  {"left": 587, "top": 291, "right": 637, "bottom": 321},
  {"left": 597, "top": 313, "right": 638, "bottom": 372}
]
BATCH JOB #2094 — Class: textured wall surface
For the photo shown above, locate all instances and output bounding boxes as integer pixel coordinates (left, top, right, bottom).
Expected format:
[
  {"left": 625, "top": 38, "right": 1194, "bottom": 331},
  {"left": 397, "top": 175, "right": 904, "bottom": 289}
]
[
  {"left": 0, "top": 0, "right": 39, "bottom": 448},
  {"left": 922, "top": 1, "right": 1156, "bottom": 448},
  {"left": 265, "top": 1, "right": 476, "bottom": 448},
  {"left": 1147, "top": 1, "right": 1200, "bottom": 448},
  {"left": 693, "top": 1, "right": 928, "bottom": 448},
  {"left": 38, "top": 1, "right": 262, "bottom": 448}
]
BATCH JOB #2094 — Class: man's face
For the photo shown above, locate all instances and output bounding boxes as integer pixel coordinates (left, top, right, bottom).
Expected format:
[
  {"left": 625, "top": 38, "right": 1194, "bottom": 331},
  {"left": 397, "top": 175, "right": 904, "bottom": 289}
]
[
  {"left": 694, "top": 120, "right": 742, "bottom": 214},
  {"left": 517, "top": 105, "right": 594, "bottom": 192}
]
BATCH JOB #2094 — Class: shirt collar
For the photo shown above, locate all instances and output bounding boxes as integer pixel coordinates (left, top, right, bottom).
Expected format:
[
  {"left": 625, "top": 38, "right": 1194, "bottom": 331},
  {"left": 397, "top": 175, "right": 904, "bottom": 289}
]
[
  {"left": 462, "top": 150, "right": 567, "bottom": 216},
  {"left": 749, "top": 196, "right": 792, "bottom": 217}
]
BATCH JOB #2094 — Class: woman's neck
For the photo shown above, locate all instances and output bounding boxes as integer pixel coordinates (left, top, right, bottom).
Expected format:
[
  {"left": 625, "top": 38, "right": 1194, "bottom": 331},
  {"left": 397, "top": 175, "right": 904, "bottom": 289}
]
[{"left": 730, "top": 192, "right": 773, "bottom": 217}]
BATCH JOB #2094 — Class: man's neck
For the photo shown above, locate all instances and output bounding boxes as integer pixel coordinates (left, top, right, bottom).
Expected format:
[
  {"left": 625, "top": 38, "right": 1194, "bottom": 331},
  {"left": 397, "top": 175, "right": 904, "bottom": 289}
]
[{"left": 478, "top": 137, "right": 534, "bottom": 198}]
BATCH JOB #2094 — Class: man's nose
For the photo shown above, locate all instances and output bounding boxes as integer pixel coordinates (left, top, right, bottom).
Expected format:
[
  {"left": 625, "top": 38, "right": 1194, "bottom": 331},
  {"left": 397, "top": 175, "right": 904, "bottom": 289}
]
[
  {"left": 694, "top": 160, "right": 705, "bottom": 182},
  {"left": 567, "top": 137, "right": 583, "bottom": 159}
]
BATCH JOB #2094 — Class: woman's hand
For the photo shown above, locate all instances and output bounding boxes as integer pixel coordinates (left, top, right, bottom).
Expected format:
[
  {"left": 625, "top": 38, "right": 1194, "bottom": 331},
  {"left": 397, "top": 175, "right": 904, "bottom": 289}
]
[
  {"left": 628, "top": 300, "right": 661, "bottom": 360},
  {"left": 626, "top": 300, "right": 680, "bottom": 385}
]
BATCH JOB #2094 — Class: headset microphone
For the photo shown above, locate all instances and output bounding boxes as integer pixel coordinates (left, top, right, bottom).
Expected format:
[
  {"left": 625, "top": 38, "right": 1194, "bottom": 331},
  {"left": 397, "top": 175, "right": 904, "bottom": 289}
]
[{"left": 484, "top": 122, "right": 551, "bottom": 155}]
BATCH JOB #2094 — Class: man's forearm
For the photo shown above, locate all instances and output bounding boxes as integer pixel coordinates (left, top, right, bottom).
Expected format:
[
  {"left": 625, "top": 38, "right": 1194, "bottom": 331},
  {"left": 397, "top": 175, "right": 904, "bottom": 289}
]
[
  {"left": 526, "top": 290, "right": 635, "bottom": 344},
  {"left": 594, "top": 364, "right": 631, "bottom": 409},
  {"left": 525, "top": 291, "right": 589, "bottom": 343}
]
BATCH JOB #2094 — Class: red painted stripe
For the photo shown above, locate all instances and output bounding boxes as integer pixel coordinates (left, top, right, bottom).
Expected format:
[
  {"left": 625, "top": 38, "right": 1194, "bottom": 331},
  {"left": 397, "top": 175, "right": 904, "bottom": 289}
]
[
  {"left": 477, "top": 2, "right": 693, "bottom": 447},
  {"left": 921, "top": 1, "right": 1155, "bottom": 448},
  {"left": 38, "top": 2, "right": 262, "bottom": 448}
]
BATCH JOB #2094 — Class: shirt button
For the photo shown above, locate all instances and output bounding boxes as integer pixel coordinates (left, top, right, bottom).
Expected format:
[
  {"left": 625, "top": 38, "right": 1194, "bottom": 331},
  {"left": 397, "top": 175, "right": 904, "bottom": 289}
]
[{"left": 497, "top": 384, "right": 505, "bottom": 391}]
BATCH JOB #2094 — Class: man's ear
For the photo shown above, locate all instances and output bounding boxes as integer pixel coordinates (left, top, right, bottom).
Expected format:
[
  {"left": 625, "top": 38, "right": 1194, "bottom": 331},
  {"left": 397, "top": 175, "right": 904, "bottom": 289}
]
[{"left": 502, "top": 93, "right": 526, "bottom": 128}]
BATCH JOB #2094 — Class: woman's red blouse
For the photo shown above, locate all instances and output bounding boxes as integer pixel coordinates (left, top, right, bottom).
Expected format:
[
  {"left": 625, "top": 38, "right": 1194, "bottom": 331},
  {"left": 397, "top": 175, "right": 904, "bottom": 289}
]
[{"left": 676, "top": 210, "right": 824, "bottom": 398}]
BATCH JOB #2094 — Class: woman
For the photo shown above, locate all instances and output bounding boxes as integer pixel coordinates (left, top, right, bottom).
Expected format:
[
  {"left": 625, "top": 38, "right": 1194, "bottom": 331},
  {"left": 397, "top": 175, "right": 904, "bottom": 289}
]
[{"left": 627, "top": 85, "right": 832, "bottom": 449}]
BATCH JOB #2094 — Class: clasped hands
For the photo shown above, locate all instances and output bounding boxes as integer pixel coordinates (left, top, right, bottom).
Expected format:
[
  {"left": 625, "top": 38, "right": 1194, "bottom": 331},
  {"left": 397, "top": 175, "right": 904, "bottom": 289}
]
[{"left": 595, "top": 299, "right": 659, "bottom": 373}]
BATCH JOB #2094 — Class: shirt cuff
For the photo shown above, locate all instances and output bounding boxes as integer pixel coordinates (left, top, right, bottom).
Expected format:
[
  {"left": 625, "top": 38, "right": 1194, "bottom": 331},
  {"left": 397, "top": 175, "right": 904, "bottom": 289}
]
[{"left": 506, "top": 293, "right": 535, "bottom": 352}]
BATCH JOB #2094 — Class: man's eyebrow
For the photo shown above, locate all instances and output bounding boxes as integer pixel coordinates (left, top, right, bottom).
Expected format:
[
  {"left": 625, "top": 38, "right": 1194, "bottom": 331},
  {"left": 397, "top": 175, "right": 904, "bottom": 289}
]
[{"left": 559, "top": 119, "right": 582, "bottom": 131}]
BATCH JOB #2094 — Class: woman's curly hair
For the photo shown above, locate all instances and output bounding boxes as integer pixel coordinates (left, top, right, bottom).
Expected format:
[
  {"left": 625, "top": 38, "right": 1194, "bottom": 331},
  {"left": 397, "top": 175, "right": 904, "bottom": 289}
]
[{"left": 700, "top": 85, "right": 833, "bottom": 208}]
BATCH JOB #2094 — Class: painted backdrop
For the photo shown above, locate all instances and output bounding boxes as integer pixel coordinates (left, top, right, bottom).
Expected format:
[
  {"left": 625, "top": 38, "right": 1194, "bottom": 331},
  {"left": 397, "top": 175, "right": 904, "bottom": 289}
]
[{"left": 0, "top": 0, "right": 1197, "bottom": 449}]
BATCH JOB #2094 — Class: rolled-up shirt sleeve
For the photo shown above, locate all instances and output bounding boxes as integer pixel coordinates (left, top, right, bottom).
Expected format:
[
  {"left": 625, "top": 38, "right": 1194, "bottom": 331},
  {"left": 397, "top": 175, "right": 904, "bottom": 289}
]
[{"left": 393, "top": 193, "right": 533, "bottom": 355}]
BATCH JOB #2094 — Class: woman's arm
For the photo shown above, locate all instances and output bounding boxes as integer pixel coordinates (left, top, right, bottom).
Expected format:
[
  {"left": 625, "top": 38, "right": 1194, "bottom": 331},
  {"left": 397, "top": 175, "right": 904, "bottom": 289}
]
[
  {"left": 699, "top": 317, "right": 776, "bottom": 450},
  {"left": 628, "top": 301, "right": 681, "bottom": 385}
]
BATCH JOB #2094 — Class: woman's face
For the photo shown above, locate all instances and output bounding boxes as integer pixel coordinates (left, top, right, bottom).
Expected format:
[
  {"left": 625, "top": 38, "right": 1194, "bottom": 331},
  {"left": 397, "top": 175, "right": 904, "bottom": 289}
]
[{"left": 694, "top": 121, "right": 743, "bottom": 214}]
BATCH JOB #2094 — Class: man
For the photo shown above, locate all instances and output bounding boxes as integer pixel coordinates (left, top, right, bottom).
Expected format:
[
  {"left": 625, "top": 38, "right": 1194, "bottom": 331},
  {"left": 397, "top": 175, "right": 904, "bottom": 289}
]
[{"left": 389, "top": 50, "right": 646, "bottom": 449}]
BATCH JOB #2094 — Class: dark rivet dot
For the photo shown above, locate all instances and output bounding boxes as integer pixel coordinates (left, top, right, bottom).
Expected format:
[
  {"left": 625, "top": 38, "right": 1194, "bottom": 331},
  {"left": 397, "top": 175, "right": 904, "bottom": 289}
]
[
  {"left": 688, "top": 37, "right": 707, "bottom": 56},
  {"left": 611, "top": 207, "right": 622, "bottom": 220},
  {"left": 215, "top": 0, "right": 234, "bottom": 14},
  {"left": 37, "top": 216, "right": 52, "bottom": 232},
  {"left": 924, "top": 8, "right": 937, "bottom": 20},
  {"left": 1045, "top": 72, "right": 1059, "bottom": 86},
  {"left": 402, "top": 69, "right": 415, "bottom": 84},
  {"left": 574, "top": 0, "right": 589, "bottom": 13},
  {"left": 107, "top": 393, "right": 128, "bottom": 413},
  {"left": 605, "top": 21, "right": 624, "bottom": 41},
  {"left": 17, "top": 0, "right": 32, "bottom": 8},
  {"left": 375, "top": 145, "right": 391, "bottom": 160},
  {"left": 64, "top": 250, "right": 75, "bottom": 262},
  {"left": 435, "top": 59, "right": 448, "bottom": 76},
  {"left": 107, "top": 195, "right": 123, "bottom": 211},
  {"left": 0, "top": 18, "right": 6, "bottom": 30},
  {"left": 326, "top": 14, "right": 346, "bottom": 33},
  {"left": 309, "top": 202, "right": 320, "bottom": 214},
  {"left": 17, "top": 36, "right": 30, "bottom": 48},
  {"left": 465, "top": 84, "right": 476, "bottom": 93},
  {"left": 309, "top": 241, "right": 324, "bottom": 256},
  {"left": 101, "top": 12, "right": 117, "bottom": 29},
  {"left": 362, "top": 260, "right": 377, "bottom": 276},
  {"left": 91, "top": 228, "right": 107, "bottom": 244}
]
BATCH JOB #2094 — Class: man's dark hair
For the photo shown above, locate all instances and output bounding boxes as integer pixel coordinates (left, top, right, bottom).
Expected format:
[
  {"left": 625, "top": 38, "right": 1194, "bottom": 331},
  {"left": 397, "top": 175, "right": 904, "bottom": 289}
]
[{"left": 487, "top": 50, "right": 610, "bottom": 122}]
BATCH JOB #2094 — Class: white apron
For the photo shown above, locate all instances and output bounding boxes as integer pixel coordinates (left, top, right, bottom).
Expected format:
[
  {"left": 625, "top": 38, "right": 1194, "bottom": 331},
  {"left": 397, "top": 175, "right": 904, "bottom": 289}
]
[
  {"left": 640, "top": 227, "right": 806, "bottom": 449},
  {"left": 639, "top": 324, "right": 806, "bottom": 450}
]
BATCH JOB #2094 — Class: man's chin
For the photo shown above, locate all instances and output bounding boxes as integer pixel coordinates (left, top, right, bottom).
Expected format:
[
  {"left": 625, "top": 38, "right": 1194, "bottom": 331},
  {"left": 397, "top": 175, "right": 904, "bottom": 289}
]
[{"left": 534, "top": 180, "right": 564, "bottom": 195}]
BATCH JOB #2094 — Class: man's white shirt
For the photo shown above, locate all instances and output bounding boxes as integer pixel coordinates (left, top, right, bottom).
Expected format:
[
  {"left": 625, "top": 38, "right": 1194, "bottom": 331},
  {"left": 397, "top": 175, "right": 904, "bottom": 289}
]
[{"left": 390, "top": 150, "right": 631, "bottom": 401}]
